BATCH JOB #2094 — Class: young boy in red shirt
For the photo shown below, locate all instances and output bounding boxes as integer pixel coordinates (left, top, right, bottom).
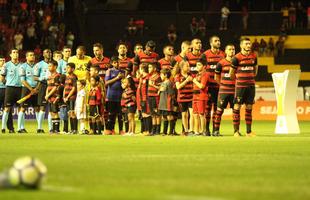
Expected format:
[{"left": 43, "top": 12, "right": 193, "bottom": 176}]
[
  {"left": 192, "top": 61, "right": 210, "bottom": 136},
  {"left": 88, "top": 75, "right": 102, "bottom": 135}
]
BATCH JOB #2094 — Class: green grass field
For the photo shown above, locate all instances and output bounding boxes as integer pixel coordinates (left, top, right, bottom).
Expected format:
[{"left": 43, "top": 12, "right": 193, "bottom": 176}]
[{"left": 1, "top": 120, "right": 310, "bottom": 200}]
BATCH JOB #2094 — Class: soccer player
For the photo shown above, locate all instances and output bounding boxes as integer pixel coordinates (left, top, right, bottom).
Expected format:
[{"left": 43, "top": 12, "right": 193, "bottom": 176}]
[
  {"left": 172, "top": 40, "right": 191, "bottom": 65},
  {"left": 34, "top": 48, "right": 52, "bottom": 133},
  {"left": 62, "top": 46, "right": 72, "bottom": 62},
  {"left": 88, "top": 76, "right": 102, "bottom": 135},
  {"left": 158, "top": 45, "right": 174, "bottom": 70},
  {"left": 229, "top": 38, "right": 258, "bottom": 137},
  {"left": 75, "top": 80, "right": 87, "bottom": 134},
  {"left": 0, "top": 49, "right": 22, "bottom": 133},
  {"left": 88, "top": 43, "right": 110, "bottom": 80},
  {"left": 121, "top": 78, "right": 136, "bottom": 135},
  {"left": 53, "top": 50, "right": 67, "bottom": 75},
  {"left": 175, "top": 60, "right": 194, "bottom": 135},
  {"left": 139, "top": 64, "right": 151, "bottom": 136},
  {"left": 105, "top": 57, "right": 125, "bottom": 135},
  {"left": 128, "top": 43, "right": 143, "bottom": 76},
  {"left": 134, "top": 40, "right": 159, "bottom": 72},
  {"left": 63, "top": 63, "right": 78, "bottom": 134},
  {"left": 184, "top": 38, "right": 202, "bottom": 74},
  {"left": 45, "top": 60, "right": 61, "bottom": 133},
  {"left": 200, "top": 35, "right": 225, "bottom": 136},
  {"left": 158, "top": 69, "right": 176, "bottom": 135},
  {"left": 57, "top": 74, "right": 68, "bottom": 133},
  {"left": 213, "top": 44, "right": 236, "bottom": 136},
  {"left": 117, "top": 43, "right": 131, "bottom": 72},
  {"left": 148, "top": 63, "right": 161, "bottom": 135},
  {"left": 0, "top": 55, "right": 14, "bottom": 132},
  {"left": 68, "top": 46, "right": 91, "bottom": 81},
  {"left": 192, "top": 61, "right": 210, "bottom": 136},
  {"left": 18, "top": 51, "right": 39, "bottom": 133}
]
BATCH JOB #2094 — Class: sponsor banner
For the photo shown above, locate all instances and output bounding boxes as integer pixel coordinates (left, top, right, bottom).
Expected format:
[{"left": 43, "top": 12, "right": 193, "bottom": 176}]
[
  {"left": 0, "top": 107, "right": 48, "bottom": 119},
  {"left": 222, "top": 101, "right": 310, "bottom": 121}
]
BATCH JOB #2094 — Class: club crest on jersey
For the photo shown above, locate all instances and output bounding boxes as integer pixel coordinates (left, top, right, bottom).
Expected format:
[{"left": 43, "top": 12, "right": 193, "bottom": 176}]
[
  {"left": 209, "top": 65, "right": 217, "bottom": 69},
  {"left": 241, "top": 66, "right": 254, "bottom": 71}
]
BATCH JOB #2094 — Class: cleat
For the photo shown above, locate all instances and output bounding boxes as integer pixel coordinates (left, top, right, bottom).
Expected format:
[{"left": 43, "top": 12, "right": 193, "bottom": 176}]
[
  {"left": 187, "top": 131, "right": 195, "bottom": 136},
  {"left": 9, "top": 129, "right": 15, "bottom": 133},
  {"left": 21, "top": 129, "right": 28, "bottom": 133},
  {"left": 194, "top": 133, "right": 202, "bottom": 136},
  {"left": 246, "top": 132, "right": 256, "bottom": 137},
  {"left": 17, "top": 130, "right": 24, "bottom": 134},
  {"left": 203, "top": 131, "right": 211, "bottom": 136},
  {"left": 234, "top": 131, "right": 242, "bottom": 137},
  {"left": 212, "top": 131, "right": 223, "bottom": 137},
  {"left": 119, "top": 130, "right": 125, "bottom": 135},
  {"left": 1, "top": 129, "right": 5, "bottom": 133},
  {"left": 104, "top": 130, "right": 112, "bottom": 135}
]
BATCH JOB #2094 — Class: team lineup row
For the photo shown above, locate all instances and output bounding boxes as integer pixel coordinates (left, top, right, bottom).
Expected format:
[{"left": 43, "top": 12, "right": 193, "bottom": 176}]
[{"left": 0, "top": 36, "right": 257, "bottom": 136}]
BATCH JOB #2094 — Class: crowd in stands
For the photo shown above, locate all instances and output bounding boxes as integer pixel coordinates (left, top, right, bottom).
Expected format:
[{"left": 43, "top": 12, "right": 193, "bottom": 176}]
[{"left": 0, "top": 0, "right": 73, "bottom": 60}]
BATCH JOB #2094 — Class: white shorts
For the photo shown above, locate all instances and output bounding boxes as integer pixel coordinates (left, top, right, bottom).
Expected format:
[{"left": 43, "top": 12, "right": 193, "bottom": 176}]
[{"left": 75, "top": 108, "right": 86, "bottom": 120}]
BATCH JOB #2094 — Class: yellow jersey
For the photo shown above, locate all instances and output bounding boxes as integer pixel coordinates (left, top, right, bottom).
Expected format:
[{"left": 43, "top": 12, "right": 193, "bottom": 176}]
[{"left": 68, "top": 55, "right": 92, "bottom": 80}]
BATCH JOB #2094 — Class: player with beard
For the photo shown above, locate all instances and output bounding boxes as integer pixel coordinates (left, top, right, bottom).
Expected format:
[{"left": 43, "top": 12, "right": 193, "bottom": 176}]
[
  {"left": 117, "top": 43, "right": 131, "bottom": 73},
  {"left": 213, "top": 44, "right": 236, "bottom": 136},
  {"left": 68, "top": 46, "right": 91, "bottom": 81},
  {"left": 88, "top": 43, "right": 110, "bottom": 81},
  {"left": 184, "top": 38, "right": 202, "bottom": 75},
  {"left": 200, "top": 35, "right": 225, "bottom": 136},
  {"left": 133, "top": 40, "right": 159, "bottom": 72},
  {"left": 229, "top": 38, "right": 258, "bottom": 137},
  {"left": 172, "top": 40, "right": 191, "bottom": 66},
  {"left": 158, "top": 45, "right": 174, "bottom": 70}
]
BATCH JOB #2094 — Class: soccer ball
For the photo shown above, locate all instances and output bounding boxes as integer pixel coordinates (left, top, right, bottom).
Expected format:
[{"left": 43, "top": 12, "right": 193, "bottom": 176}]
[{"left": 7, "top": 156, "right": 47, "bottom": 188}]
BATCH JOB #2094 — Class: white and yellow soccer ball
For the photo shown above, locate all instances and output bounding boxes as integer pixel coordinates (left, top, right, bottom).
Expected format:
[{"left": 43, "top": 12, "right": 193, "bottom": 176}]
[{"left": 7, "top": 156, "right": 47, "bottom": 188}]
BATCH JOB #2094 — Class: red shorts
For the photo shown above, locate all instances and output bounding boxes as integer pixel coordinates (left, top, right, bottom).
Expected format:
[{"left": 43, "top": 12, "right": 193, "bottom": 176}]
[{"left": 193, "top": 100, "right": 207, "bottom": 115}]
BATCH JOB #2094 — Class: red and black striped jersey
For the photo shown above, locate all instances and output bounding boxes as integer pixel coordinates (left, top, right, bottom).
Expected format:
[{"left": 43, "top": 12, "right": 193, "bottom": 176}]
[
  {"left": 118, "top": 57, "right": 132, "bottom": 71},
  {"left": 231, "top": 52, "right": 257, "bottom": 88},
  {"left": 88, "top": 86, "right": 102, "bottom": 106},
  {"left": 215, "top": 59, "right": 235, "bottom": 94},
  {"left": 139, "top": 75, "right": 149, "bottom": 101},
  {"left": 121, "top": 87, "right": 136, "bottom": 107},
  {"left": 200, "top": 49, "right": 225, "bottom": 88},
  {"left": 158, "top": 58, "right": 173, "bottom": 70},
  {"left": 171, "top": 54, "right": 185, "bottom": 68},
  {"left": 64, "top": 73, "right": 77, "bottom": 100},
  {"left": 174, "top": 73, "right": 193, "bottom": 102},
  {"left": 193, "top": 71, "right": 209, "bottom": 101},
  {"left": 184, "top": 51, "right": 202, "bottom": 74},
  {"left": 89, "top": 56, "right": 110, "bottom": 78},
  {"left": 134, "top": 51, "right": 159, "bottom": 66},
  {"left": 47, "top": 72, "right": 60, "bottom": 103},
  {"left": 148, "top": 72, "right": 161, "bottom": 97}
]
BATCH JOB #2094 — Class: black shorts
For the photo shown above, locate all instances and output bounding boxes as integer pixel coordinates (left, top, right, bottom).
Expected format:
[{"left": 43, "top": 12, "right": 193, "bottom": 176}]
[
  {"left": 141, "top": 101, "right": 149, "bottom": 114},
  {"left": 217, "top": 93, "right": 234, "bottom": 109},
  {"left": 0, "top": 88, "right": 5, "bottom": 108},
  {"left": 89, "top": 105, "right": 100, "bottom": 117},
  {"left": 37, "top": 83, "right": 47, "bottom": 106},
  {"left": 178, "top": 101, "right": 192, "bottom": 112},
  {"left": 4, "top": 86, "right": 21, "bottom": 107},
  {"left": 66, "top": 100, "right": 75, "bottom": 111},
  {"left": 20, "top": 87, "right": 38, "bottom": 108},
  {"left": 207, "top": 87, "right": 219, "bottom": 105},
  {"left": 106, "top": 101, "right": 121, "bottom": 114},
  {"left": 48, "top": 102, "right": 59, "bottom": 113},
  {"left": 126, "top": 105, "right": 137, "bottom": 114},
  {"left": 148, "top": 96, "right": 159, "bottom": 115},
  {"left": 160, "top": 110, "right": 173, "bottom": 116},
  {"left": 234, "top": 86, "right": 255, "bottom": 105}
]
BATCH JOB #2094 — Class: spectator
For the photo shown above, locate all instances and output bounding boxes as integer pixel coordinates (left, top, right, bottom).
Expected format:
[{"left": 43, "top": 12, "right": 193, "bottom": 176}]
[
  {"left": 296, "top": 2, "right": 304, "bottom": 28},
  {"left": 0, "top": 30, "right": 5, "bottom": 55},
  {"left": 220, "top": 3, "right": 230, "bottom": 30},
  {"left": 242, "top": 5, "right": 249, "bottom": 30},
  {"left": 288, "top": 2, "right": 296, "bottom": 29},
  {"left": 55, "top": 0, "right": 65, "bottom": 18},
  {"left": 34, "top": 44, "right": 42, "bottom": 60},
  {"left": 275, "top": 37, "right": 285, "bottom": 57},
  {"left": 0, "top": 0, "right": 7, "bottom": 10},
  {"left": 281, "top": 6, "right": 289, "bottom": 29},
  {"left": 135, "top": 19, "right": 144, "bottom": 35},
  {"left": 259, "top": 38, "right": 267, "bottom": 56},
  {"left": 13, "top": 31, "right": 23, "bottom": 50},
  {"left": 11, "top": 7, "right": 18, "bottom": 29},
  {"left": 127, "top": 17, "right": 137, "bottom": 36},
  {"left": 308, "top": 6, "right": 310, "bottom": 29},
  {"left": 252, "top": 38, "right": 259, "bottom": 54},
  {"left": 190, "top": 17, "right": 198, "bottom": 36},
  {"left": 66, "top": 31, "right": 75, "bottom": 48},
  {"left": 167, "top": 24, "right": 177, "bottom": 44},
  {"left": 267, "top": 37, "right": 275, "bottom": 56},
  {"left": 198, "top": 18, "right": 206, "bottom": 36}
]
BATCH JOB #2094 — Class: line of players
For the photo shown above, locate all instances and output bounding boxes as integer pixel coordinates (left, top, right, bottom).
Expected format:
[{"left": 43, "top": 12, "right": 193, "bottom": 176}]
[{"left": 0, "top": 35, "right": 257, "bottom": 136}]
